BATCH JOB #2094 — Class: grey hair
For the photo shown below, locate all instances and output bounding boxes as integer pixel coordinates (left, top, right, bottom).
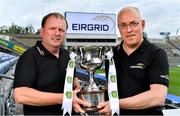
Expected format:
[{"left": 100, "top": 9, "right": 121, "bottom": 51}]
[{"left": 117, "top": 6, "right": 143, "bottom": 21}]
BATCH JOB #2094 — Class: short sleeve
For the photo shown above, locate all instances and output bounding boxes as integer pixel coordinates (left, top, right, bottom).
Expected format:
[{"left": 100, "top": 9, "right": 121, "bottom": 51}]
[
  {"left": 148, "top": 49, "right": 169, "bottom": 87},
  {"left": 13, "top": 50, "right": 37, "bottom": 88}
]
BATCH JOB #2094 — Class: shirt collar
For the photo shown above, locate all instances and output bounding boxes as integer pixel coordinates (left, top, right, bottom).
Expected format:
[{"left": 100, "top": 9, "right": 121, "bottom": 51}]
[
  {"left": 35, "top": 41, "right": 61, "bottom": 57},
  {"left": 118, "top": 38, "right": 147, "bottom": 54}
]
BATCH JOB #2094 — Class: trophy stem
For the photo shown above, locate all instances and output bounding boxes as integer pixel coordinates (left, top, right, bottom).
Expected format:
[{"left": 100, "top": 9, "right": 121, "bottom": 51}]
[{"left": 89, "top": 71, "right": 97, "bottom": 89}]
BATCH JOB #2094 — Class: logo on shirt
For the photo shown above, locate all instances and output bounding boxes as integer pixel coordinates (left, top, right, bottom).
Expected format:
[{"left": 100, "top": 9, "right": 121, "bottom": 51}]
[
  {"left": 160, "top": 75, "right": 169, "bottom": 80},
  {"left": 36, "top": 47, "right": 44, "bottom": 56},
  {"left": 130, "top": 63, "right": 145, "bottom": 69}
]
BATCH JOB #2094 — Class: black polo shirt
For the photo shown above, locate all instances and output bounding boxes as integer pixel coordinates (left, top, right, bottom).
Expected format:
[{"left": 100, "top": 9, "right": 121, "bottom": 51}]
[
  {"left": 13, "top": 41, "right": 70, "bottom": 115},
  {"left": 111, "top": 39, "right": 169, "bottom": 115}
]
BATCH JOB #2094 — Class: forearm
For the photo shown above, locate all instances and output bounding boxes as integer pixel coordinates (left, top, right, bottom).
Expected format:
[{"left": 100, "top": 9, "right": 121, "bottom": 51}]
[
  {"left": 14, "top": 87, "right": 63, "bottom": 106},
  {"left": 119, "top": 84, "right": 167, "bottom": 109},
  {"left": 120, "top": 92, "right": 162, "bottom": 109}
]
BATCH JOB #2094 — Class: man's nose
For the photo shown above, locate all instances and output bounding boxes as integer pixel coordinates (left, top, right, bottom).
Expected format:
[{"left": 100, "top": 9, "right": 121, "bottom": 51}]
[
  {"left": 55, "top": 29, "right": 60, "bottom": 35},
  {"left": 126, "top": 25, "right": 133, "bottom": 32}
]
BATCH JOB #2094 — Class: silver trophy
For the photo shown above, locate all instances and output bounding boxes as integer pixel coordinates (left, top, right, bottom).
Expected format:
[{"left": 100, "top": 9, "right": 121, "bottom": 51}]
[{"left": 70, "top": 46, "right": 111, "bottom": 114}]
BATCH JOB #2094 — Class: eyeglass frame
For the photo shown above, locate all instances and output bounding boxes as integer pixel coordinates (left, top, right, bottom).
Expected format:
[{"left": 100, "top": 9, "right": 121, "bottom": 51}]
[{"left": 118, "top": 20, "right": 143, "bottom": 30}]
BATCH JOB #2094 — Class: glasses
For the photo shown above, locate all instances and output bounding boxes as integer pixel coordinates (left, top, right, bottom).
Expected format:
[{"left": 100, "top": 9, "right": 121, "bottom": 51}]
[{"left": 118, "top": 20, "right": 141, "bottom": 30}]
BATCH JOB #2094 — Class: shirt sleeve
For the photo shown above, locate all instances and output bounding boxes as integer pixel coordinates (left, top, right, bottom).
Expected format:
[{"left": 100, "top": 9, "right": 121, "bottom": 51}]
[
  {"left": 148, "top": 49, "right": 169, "bottom": 87},
  {"left": 13, "top": 50, "right": 37, "bottom": 88}
]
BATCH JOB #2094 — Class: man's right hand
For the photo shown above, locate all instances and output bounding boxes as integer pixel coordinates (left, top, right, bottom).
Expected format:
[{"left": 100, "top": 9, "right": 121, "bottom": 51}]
[
  {"left": 72, "top": 89, "right": 91, "bottom": 113},
  {"left": 97, "top": 101, "right": 111, "bottom": 115}
]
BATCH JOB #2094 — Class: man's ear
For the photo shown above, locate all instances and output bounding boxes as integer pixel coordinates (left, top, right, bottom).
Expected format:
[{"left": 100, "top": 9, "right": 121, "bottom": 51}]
[
  {"left": 40, "top": 28, "right": 43, "bottom": 37},
  {"left": 142, "top": 20, "right": 145, "bottom": 29}
]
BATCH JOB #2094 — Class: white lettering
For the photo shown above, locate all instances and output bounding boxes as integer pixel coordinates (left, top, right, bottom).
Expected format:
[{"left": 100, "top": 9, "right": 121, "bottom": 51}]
[{"left": 72, "top": 23, "right": 109, "bottom": 31}]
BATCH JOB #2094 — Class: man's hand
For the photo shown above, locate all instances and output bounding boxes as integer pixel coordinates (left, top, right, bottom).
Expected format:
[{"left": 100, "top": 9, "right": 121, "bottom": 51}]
[
  {"left": 97, "top": 101, "right": 111, "bottom": 115},
  {"left": 72, "top": 89, "right": 91, "bottom": 113}
]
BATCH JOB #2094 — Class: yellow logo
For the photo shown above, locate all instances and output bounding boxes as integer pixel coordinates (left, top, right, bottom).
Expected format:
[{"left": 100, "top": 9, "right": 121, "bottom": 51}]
[
  {"left": 66, "top": 91, "right": 72, "bottom": 99},
  {"left": 69, "top": 61, "right": 75, "bottom": 68},
  {"left": 67, "top": 76, "right": 72, "bottom": 83},
  {"left": 111, "top": 91, "right": 118, "bottom": 98},
  {"left": 110, "top": 75, "right": 116, "bottom": 83}
]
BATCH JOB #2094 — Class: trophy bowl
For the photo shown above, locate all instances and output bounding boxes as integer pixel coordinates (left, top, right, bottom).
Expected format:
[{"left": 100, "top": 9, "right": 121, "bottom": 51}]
[
  {"left": 78, "top": 86, "right": 107, "bottom": 113},
  {"left": 74, "top": 46, "right": 108, "bottom": 114}
]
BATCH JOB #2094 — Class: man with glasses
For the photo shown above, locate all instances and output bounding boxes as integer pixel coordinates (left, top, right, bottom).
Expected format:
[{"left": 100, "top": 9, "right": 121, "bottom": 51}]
[{"left": 97, "top": 6, "right": 169, "bottom": 115}]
